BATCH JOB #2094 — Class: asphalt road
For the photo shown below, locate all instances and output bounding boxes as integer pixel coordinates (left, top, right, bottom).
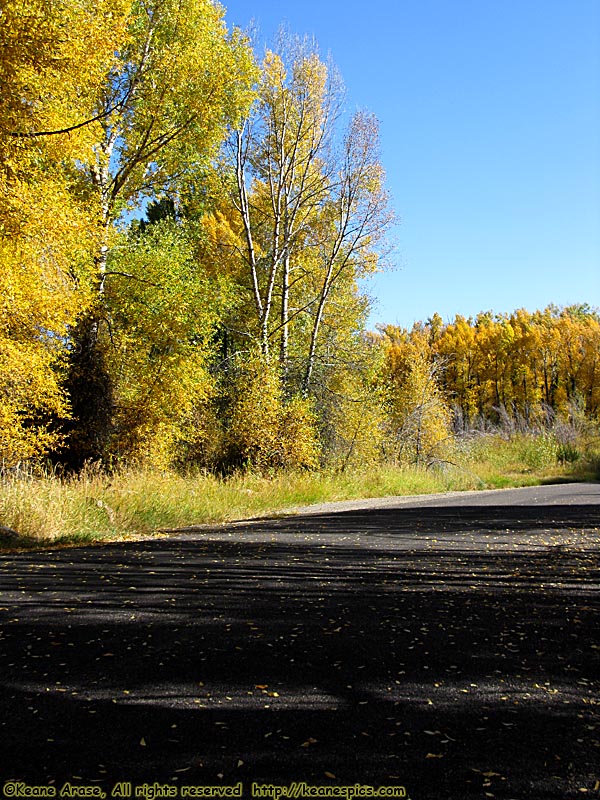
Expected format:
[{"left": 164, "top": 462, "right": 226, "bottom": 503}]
[{"left": 0, "top": 483, "right": 599, "bottom": 800}]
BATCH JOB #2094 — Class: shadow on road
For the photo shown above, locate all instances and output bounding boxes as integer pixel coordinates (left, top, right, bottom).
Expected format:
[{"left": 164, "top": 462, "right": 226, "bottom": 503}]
[
  {"left": 0, "top": 502, "right": 599, "bottom": 799},
  {"left": 245, "top": 501, "right": 600, "bottom": 537}
]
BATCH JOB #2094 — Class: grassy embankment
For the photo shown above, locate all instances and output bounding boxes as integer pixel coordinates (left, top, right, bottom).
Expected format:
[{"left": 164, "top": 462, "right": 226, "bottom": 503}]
[{"left": 1, "top": 432, "right": 599, "bottom": 549}]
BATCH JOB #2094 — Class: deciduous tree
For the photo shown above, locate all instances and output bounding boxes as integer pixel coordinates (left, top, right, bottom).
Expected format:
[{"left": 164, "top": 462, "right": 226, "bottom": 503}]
[
  {"left": 62, "top": 0, "right": 257, "bottom": 466},
  {"left": 224, "top": 33, "right": 393, "bottom": 396},
  {"left": 0, "top": 0, "right": 130, "bottom": 466}
]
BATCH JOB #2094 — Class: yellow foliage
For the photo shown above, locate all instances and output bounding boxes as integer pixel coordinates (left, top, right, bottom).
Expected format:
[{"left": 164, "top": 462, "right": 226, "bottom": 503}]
[
  {"left": 279, "top": 396, "right": 320, "bottom": 471},
  {"left": 0, "top": 0, "right": 131, "bottom": 160},
  {"left": 0, "top": 339, "right": 69, "bottom": 466},
  {"left": 380, "top": 305, "right": 600, "bottom": 432},
  {"left": 391, "top": 353, "right": 452, "bottom": 466},
  {"left": 225, "top": 354, "right": 319, "bottom": 471},
  {"left": 0, "top": 0, "right": 258, "bottom": 469},
  {"left": 0, "top": 171, "right": 96, "bottom": 466},
  {"left": 317, "top": 369, "right": 387, "bottom": 471},
  {"left": 380, "top": 333, "right": 452, "bottom": 466},
  {"left": 0, "top": 0, "right": 130, "bottom": 466}
]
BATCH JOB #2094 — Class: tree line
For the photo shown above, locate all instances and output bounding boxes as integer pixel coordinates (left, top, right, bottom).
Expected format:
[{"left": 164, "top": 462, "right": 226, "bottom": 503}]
[
  {"left": 1, "top": 0, "right": 597, "bottom": 474},
  {"left": 379, "top": 305, "right": 600, "bottom": 423}
]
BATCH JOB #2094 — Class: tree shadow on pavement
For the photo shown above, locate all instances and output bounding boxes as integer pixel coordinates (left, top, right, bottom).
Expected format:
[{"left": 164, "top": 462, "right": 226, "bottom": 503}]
[{"left": 0, "top": 503, "right": 599, "bottom": 799}]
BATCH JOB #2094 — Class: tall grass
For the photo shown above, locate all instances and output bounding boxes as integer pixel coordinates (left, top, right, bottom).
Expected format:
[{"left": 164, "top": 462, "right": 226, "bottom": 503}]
[
  {"left": 0, "top": 463, "right": 471, "bottom": 546},
  {"left": 459, "top": 430, "right": 600, "bottom": 487},
  {"left": 1, "top": 430, "right": 598, "bottom": 548}
]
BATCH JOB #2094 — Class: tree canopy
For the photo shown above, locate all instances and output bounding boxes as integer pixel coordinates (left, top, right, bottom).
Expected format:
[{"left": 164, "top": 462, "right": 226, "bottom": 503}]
[{"left": 1, "top": 3, "right": 597, "bottom": 473}]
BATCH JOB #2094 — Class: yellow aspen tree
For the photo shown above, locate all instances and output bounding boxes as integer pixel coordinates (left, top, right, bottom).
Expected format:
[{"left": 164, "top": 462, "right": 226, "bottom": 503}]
[
  {"left": 509, "top": 308, "right": 543, "bottom": 416},
  {"left": 434, "top": 315, "right": 479, "bottom": 423},
  {"left": 225, "top": 33, "right": 392, "bottom": 393},
  {"left": 555, "top": 306, "right": 600, "bottom": 415},
  {"left": 61, "top": 0, "right": 257, "bottom": 468},
  {"left": 228, "top": 36, "right": 342, "bottom": 366},
  {"left": 0, "top": 0, "right": 130, "bottom": 466},
  {"left": 381, "top": 333, "right": 452, "bottom": 466}
]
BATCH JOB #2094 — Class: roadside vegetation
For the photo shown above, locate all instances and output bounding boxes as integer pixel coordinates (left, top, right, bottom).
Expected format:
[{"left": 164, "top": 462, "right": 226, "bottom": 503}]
[{"left": 2, "top": 417, "right": 598, "bottom": 548}]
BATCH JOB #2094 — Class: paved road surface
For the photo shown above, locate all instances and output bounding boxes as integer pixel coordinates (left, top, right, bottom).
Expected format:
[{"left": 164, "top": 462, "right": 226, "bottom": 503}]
[{"left": 0, "top": 483, "right": 599, "bottom": 799}]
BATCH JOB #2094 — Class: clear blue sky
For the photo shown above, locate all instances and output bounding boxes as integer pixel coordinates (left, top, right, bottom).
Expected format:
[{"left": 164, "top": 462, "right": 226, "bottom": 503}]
[{"left": 221, "top": 0, "right": 600, "bottom": 330}]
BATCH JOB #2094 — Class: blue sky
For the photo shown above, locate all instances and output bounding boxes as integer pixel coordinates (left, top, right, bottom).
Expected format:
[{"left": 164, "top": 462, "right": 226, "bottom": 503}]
[{"left": 221, "top": 0, "right": 600, "bottom": 329}]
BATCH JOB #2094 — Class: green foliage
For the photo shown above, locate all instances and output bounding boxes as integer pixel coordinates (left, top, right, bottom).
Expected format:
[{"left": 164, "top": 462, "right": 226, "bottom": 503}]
[
  {"left": 557, "top": 443, "right": 581, "bottom": 464},
  {"left": 517, "top": 433, "right": 559, "bottom": 470},
  {"left": 61, "top": 316, "right": 114, "bottom": 469},
  {"left": 102, "top": 220, "right": 229, "bottom": 467}
]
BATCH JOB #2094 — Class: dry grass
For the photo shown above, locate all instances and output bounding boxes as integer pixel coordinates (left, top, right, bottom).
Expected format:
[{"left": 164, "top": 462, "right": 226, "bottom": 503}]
[{"left": 1, "top": 433, "right": 597, "bottom": 549}]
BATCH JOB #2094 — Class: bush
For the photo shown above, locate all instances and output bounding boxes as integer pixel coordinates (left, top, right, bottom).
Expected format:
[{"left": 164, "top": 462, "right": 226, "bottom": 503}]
[
  {"left": 517, "top": 433, "right": 559, "bottom": 470},
  {"left": 223, "top": 353, "right": 319, "bottom": 472},
  {"left": 557, "top": 443, "right": 581, "bottom": 464}
]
